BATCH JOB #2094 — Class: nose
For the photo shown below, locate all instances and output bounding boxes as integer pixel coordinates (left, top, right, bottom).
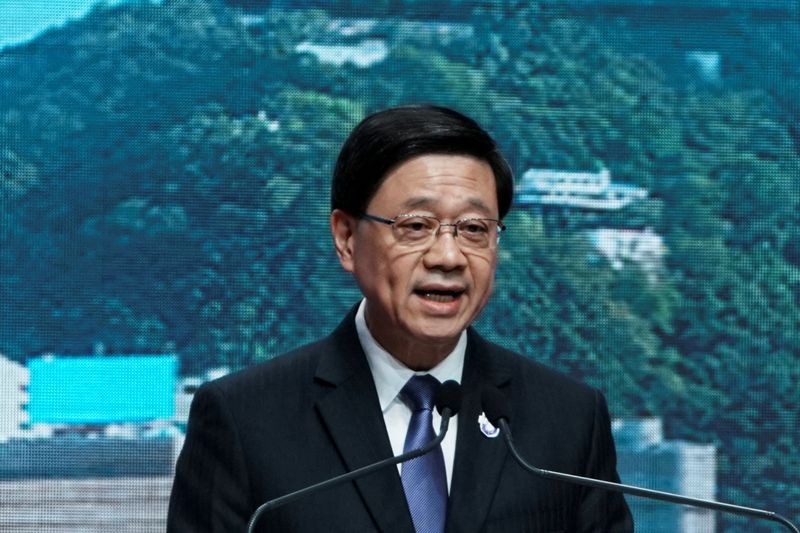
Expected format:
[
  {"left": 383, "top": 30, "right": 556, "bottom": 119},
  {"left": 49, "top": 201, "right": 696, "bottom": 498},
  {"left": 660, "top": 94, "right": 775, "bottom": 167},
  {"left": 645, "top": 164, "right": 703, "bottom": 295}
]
[
  {"left": 436, "top": 223, "right": 459, "bottom": 238},
  {"left": 422, "top": 225, "right": 468, "bottom": 271}
]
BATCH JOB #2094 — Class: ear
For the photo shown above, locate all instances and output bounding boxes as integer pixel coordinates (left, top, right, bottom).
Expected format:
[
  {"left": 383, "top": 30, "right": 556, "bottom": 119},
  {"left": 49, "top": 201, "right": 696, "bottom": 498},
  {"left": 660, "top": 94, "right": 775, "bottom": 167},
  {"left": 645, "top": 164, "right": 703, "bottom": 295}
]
[{"left": 331, "top": 209, "right": 357, "bottom": 272}]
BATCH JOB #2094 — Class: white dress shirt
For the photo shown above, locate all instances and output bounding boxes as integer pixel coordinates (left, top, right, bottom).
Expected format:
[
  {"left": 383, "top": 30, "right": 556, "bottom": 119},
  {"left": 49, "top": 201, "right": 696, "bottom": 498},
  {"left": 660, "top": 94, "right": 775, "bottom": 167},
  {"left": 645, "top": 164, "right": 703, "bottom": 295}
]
[{"left": 355, "top": 299, "right": 465, "bottom": 492}]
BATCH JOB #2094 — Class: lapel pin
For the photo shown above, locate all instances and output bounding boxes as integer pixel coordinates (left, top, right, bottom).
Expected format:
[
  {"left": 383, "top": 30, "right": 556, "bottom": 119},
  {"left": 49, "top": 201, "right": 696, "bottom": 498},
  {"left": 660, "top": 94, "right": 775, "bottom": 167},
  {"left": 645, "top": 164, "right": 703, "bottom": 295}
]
[{"left": 478, "top": 412, "right": 499, "bottom": 438}]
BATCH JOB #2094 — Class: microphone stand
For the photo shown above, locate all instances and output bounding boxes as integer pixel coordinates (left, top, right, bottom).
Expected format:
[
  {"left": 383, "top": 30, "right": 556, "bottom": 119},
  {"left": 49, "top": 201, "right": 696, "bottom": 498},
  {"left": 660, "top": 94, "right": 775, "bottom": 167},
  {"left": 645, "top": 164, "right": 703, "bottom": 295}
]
[
  {"left": 497, "top": 418, "right": 799, "bottom": 533},
  {"left": 246, "top": 407, "right": 455, "bottom": 533}
]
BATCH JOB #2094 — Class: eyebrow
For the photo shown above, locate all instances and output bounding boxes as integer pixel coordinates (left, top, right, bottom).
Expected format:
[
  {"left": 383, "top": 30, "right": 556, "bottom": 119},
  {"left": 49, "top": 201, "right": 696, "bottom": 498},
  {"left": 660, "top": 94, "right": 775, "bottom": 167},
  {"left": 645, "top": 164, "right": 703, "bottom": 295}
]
[{"left": 401, "top": 196, "right": 494, "bottom": 215}]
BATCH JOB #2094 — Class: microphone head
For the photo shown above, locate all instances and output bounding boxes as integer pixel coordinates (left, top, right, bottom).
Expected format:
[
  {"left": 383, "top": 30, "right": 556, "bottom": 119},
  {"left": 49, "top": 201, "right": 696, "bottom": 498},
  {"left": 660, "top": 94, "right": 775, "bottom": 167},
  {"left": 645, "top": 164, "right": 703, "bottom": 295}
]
[
  {"left": 435, "top": 380, "right": 462, "bottom": 416},
  {"left": 481, "top": 387, "right": 511, "bottom": 425}
]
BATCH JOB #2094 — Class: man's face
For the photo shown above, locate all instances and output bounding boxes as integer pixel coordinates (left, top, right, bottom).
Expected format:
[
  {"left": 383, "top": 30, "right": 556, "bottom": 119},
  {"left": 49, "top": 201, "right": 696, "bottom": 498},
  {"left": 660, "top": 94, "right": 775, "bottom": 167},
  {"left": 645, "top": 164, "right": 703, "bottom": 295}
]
[{"left": 332, "top": 154, "right": 499, "bottom": 367}]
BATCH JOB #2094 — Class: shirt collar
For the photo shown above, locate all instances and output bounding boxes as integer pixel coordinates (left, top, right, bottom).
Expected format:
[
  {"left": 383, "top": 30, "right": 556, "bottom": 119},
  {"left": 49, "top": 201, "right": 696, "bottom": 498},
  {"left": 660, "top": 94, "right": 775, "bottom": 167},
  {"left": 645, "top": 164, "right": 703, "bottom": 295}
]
[{"left": 355, "top": 299, "right": 466, "bottom": 412}]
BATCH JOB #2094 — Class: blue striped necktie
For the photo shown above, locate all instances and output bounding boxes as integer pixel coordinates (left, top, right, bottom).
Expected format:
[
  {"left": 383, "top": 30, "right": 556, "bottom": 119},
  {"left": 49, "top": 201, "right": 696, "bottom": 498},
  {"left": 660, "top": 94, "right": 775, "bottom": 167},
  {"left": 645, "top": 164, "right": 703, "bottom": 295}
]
[{"left": 400, "top": 374, "right": 447, "bottom": 533}]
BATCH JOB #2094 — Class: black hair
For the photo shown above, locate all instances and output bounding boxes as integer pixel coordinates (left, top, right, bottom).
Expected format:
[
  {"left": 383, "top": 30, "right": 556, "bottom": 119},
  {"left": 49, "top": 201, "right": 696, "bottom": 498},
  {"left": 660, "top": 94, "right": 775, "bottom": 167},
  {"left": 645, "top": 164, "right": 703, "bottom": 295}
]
[{"left": 331, "top": 104, "right": 513, "bottom": 219}]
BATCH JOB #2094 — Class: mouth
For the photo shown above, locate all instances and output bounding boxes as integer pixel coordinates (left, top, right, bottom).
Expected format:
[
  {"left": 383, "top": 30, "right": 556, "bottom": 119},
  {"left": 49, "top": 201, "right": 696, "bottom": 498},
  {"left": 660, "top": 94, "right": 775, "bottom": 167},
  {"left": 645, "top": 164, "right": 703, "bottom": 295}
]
[{"left": 414, "top": 288, "right": 465, "bottom": 303}]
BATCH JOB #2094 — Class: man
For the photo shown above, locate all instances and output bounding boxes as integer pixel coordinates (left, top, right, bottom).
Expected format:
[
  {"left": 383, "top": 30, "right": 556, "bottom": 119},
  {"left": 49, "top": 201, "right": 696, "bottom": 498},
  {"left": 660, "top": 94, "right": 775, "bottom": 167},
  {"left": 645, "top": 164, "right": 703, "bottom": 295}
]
[{"left": 167, "top": 105, "right": 633, "bottom": 532}]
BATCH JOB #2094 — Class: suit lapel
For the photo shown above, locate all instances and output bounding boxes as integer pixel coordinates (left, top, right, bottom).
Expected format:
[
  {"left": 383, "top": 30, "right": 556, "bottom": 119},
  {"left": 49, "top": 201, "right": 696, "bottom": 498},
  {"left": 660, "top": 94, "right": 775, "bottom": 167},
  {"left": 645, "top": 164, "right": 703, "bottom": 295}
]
[
  {"left": 446, "top": 329, "right": 513, "bottom": 533},
  {"left": 313, "top": 311, "right": 415, "bottom": 533}
]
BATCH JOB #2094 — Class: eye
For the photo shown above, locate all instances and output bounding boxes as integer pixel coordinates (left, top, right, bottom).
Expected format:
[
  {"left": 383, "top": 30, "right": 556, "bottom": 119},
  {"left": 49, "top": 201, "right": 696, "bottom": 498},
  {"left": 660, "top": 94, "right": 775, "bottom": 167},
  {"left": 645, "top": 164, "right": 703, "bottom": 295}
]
[
  {"left": 404, "top": 220, "right": 430, "bottom": 232},
  {"left": 459, "top": 220, "right": 490, "bottom": 234},
  {"left": 395, "top": 216, "right": 436, "bottom": 239}
]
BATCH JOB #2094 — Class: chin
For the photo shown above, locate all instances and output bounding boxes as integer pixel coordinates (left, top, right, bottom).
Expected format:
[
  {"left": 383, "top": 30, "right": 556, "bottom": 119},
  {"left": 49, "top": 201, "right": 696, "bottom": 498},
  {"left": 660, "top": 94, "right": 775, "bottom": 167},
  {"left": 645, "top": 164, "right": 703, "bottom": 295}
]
[{"left": 411, "top": 324, "right": 467, "bottom": 345}]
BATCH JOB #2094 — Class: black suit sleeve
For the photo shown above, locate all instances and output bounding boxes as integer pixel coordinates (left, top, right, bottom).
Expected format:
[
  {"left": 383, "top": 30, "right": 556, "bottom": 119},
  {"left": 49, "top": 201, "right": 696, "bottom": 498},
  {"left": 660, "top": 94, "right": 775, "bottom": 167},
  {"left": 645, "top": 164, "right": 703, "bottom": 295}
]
[
  {"left": 575, "top": 390, "right": 634, "bottom": 532},
  {"left": 167, "top": 383, "right": 253, "bottom": 532}
]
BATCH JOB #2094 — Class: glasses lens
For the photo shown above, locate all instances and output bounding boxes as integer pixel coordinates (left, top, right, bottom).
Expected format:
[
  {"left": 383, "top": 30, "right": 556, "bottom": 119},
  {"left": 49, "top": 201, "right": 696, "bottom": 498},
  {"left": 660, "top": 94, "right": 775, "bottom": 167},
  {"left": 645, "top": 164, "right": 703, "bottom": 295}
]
[
  {"left": 393, "top": 216, "right": 438, "bottom": 244},
  {"left": 456, "top": 219, "right": 493, "bottom": 248},
  {"left": 390, "top": 215, "right": 500, "bottom": 249}
]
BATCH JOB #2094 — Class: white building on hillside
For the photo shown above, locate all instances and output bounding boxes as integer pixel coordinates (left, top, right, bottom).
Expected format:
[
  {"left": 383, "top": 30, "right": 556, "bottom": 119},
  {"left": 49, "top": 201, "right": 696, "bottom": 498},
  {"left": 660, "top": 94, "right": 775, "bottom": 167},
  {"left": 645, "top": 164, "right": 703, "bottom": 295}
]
[
  {"left": 0, "top": 354, "right": 28, "bottom": 442},
  {"left": 295, "top": 39, "right": 388, "bottom": 68},
  {"left": 516, "top": 168, "right": 648, "bottom": 210},
  {"left": 589, "top": 227, "right": 665, "bottom": 280}
]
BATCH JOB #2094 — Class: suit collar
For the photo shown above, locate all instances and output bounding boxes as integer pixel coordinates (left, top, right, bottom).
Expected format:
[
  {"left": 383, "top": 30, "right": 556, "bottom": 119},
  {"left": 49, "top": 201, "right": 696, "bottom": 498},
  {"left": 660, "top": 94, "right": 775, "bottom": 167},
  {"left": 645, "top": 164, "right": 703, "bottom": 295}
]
[
  {"left": 313, "top": 307, "right": 415, "bottom": 533},
  {"left": 313, "top": 305, "right": 366, "bottom": 386},
  {"left": 313, "top": 310, "right": 516, "bottom": 533},
  {"left": 446, "top": 328, "right": 513, "bottom": 532},
  {"left": 354, "top": 298, "right": 467, "bottom": 412}
]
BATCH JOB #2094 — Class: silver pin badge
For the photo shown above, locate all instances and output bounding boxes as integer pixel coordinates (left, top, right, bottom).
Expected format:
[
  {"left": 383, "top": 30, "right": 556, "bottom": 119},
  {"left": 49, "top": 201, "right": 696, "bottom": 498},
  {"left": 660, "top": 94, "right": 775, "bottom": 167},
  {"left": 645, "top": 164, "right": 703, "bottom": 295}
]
[{"left": 478, "top": 412, "right": 499, "bottom": 438}]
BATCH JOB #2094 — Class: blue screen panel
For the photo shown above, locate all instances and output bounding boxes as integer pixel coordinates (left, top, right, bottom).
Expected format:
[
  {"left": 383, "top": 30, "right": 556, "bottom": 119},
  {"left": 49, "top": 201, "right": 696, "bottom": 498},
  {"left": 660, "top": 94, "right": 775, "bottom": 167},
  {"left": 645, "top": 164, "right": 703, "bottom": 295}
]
[{"left": 27, "top": 355, "right": 177, "bottom": 424}]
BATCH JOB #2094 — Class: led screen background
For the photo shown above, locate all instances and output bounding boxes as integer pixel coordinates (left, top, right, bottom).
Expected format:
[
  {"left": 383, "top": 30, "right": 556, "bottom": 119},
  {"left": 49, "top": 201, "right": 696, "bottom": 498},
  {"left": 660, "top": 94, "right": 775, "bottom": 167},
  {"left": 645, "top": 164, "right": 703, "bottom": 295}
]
[{"left": 0, "top": 0, "right": 798, "bottom": 530}]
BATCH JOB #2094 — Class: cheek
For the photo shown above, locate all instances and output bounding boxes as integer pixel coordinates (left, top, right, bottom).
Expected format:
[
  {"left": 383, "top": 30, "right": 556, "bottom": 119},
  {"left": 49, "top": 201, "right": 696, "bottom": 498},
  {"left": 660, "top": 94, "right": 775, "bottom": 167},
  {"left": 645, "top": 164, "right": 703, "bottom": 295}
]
[
  {"left": 387, "top": 253, "right": 424, "bottom": 292},
  {"left": 355, "top": 243, "right": 419, "bottom": 295},
  {"left": 471, "top": 254, "right": 497, "bottom": 283},
  {"left": 471, "top": 257, "right": 497, "bottom": 304}
]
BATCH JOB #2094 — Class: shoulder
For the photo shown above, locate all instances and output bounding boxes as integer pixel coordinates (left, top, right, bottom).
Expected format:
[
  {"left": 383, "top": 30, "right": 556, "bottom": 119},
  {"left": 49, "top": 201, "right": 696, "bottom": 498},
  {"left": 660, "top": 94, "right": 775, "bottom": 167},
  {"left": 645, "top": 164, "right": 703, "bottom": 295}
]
[
  {"left": 469, "top": 331, "right": 605, "bottom": 418},
  {"left": 181, "top": 334, "right": 345, "bottom": 457},
  {"left": 192, "top": 305, "right": 365, "bottom": 419},
  {"left": 468, "top": 332, "right": 616, "bottom": 473},
  {"left": 199, "top": 335, "right": 332, "bottom": 405},
  {"left": 469, "top": 329, "right": 599, "bottom": 402}
]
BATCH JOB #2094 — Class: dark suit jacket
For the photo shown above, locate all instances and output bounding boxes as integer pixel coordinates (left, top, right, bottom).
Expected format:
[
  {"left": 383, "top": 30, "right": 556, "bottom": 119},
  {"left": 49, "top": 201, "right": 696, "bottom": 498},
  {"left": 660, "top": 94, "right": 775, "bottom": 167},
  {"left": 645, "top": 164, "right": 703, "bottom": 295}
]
[{"left": 167, "top": 307, "right": 633, "bottom": 532}]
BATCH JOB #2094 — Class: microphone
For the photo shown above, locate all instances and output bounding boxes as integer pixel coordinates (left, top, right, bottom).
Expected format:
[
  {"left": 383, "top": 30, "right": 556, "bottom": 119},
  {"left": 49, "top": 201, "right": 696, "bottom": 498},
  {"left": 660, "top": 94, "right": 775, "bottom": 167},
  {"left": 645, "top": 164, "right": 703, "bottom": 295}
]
[
  {"left": 481, "top": 387, "right": 800, "bottom": 533},
  {"left": 246, "top": 380, "right": 462, "bottom": 533}
]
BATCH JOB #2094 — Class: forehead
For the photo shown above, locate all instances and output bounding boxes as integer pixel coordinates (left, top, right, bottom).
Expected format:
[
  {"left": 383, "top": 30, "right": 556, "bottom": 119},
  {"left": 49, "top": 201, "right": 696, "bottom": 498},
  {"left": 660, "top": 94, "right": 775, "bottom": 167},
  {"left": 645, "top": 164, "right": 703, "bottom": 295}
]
[{"left": 370, "top": 154, "right": 499, "bottom": 215}]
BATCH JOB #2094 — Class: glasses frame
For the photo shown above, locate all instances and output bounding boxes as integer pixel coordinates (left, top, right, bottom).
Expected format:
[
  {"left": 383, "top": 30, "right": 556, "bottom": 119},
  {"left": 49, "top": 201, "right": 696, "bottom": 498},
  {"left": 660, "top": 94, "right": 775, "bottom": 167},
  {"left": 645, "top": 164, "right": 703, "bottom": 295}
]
[{"left": 360, "top": 212, "right": 506, "bottom": 249}]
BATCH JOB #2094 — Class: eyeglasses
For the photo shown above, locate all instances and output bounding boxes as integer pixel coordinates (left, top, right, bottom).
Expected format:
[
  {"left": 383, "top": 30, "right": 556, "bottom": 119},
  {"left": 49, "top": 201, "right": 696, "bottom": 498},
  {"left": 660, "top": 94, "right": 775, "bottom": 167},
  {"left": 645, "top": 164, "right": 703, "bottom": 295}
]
[{"left": 361, "top": 213, "right": 506, "bottom": 250}]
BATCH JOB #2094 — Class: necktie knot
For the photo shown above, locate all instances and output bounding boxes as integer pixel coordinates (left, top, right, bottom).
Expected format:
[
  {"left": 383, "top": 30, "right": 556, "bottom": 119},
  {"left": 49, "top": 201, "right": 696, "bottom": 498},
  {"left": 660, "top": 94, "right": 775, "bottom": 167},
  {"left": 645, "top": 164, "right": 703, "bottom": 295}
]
[{"left": 401, "top": 374, "right": 440, "bottom": 413}]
